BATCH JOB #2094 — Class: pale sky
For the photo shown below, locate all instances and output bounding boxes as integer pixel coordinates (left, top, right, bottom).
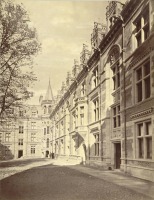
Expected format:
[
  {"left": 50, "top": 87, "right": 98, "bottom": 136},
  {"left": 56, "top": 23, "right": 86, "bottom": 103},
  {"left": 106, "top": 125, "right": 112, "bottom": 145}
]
[{"left": 14, "top": 0, "right": 125, "bottom": 105}]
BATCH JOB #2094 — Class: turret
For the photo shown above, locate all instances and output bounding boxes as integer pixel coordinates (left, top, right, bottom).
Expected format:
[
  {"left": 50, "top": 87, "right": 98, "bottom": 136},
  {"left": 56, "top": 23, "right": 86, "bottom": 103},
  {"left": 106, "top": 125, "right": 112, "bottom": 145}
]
[{"left": 41, "top": 79, "right": 54, "bottom": 115}]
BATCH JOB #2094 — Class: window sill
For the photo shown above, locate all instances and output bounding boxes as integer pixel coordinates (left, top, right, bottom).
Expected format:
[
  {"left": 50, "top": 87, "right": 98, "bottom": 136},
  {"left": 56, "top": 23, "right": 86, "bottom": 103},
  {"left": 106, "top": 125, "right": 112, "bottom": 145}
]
[
  {"left": 122, "top": 158, "right": 153, "bottom": 162},
  {"left": 135, "top": 96, "right": 153, "bottom": 106}
]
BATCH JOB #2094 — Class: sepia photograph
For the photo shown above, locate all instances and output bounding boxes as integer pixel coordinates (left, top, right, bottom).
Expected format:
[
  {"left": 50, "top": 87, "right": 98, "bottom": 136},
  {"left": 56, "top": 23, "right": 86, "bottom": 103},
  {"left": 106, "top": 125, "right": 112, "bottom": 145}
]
[{"left": 0, "top": 0, "right": 154, "bottom": 199}]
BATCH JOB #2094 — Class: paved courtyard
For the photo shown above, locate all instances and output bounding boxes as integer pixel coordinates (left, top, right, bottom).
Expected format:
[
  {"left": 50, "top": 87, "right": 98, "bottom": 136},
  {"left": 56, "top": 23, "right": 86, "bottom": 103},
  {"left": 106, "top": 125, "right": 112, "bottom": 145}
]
[{"left": 0, "top": 159, "right": 153, "bottom": 200}]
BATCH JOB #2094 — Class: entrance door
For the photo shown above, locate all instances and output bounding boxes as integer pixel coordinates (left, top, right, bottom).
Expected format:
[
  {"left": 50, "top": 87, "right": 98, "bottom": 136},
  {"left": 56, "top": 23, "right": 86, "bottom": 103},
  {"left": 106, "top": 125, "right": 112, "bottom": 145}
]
[
  {"left": 115, "top": 143, "right": 121, "bottom": 169},
  {"left": 18, "top": 150, "right": 23, "bottom": 158},
  {"left": 46, "top": 150, "right": 49, "bottom": 158}
]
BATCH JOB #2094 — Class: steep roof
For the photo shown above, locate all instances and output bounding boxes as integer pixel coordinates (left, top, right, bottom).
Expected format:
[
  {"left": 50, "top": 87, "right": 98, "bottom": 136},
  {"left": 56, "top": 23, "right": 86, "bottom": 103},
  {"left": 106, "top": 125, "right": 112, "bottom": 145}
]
[{"left": 45, "top": 79, "right": 54, "bottom": 101}]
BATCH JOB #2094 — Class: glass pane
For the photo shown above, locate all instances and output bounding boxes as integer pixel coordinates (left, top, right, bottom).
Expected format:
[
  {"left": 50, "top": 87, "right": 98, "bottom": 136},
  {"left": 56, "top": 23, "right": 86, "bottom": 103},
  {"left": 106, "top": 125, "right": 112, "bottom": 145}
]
[
  {"left": 145, "top": 77, "right": 150, "bottom": 99},
  {"left": 118, "top": 115, "right": 121, "bottom": 127},
  {"left": 146, "top": 122, "right": 151, "bottom": 135},
  {"left": 136, "top": 33, "right": 141, "bottom": 47},
  {"left": 147, "top": 137, "right": 152, "bottom": 159},
  {"left": 113, "top": 107, "right": 116, "bottom": 116},
  {"left": 144, "top": 24, "right": 149, "bottom": 40},
  {"left": 136, "top": 68, "right": 142, "bottom": 80},
  {"left": 138, "top": 123, "right": 143, "bottom": 136},
  {"left": 118, "top": 105, "right": 120, "bottom": 113},
  {"left": 113, "top": 76, "right": 116, "bottom": 90},
  {"left": 143, "top": 7, "right": 149, "bottom": 25},
  {"left": 137, "top": 82, "right": 142, "bottom": 102},
  {"left": 136, "top": 20, "right": 141, "bottom": 32},
  {"left": 138, "top": 138, "right": 144, "bottom": 158},
  {"left": 113, "top": 117, "right": 116, "bottom": 128},
  {"left": 144, "top": 61, "right": 150, "bottom": 76}
]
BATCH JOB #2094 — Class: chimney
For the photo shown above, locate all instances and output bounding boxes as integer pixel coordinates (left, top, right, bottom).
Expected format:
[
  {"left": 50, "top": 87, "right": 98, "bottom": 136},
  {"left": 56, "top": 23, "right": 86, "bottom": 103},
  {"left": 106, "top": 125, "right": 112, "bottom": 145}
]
[
  {"left": 106, "top": 1, "right": 124, "bottom": 31},
  {"left": 72, "top": 59, "right": 80, "bottom": 78},
  {"left": 91, "top": 22, "right": 107, "bottom": 52},
  {"left": 80, "top": 44, "right": 91, "bottom": 68}
]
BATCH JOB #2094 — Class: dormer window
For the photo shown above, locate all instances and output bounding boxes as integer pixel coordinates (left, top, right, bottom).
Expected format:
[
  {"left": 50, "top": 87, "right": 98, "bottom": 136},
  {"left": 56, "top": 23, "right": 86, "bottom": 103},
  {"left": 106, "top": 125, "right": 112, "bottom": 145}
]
[
  {"left": 133, "top": 5, "right": 149, "bottom": 48},
  {"left": 109, "top": 45, "right": 121, "bottom": 91}
]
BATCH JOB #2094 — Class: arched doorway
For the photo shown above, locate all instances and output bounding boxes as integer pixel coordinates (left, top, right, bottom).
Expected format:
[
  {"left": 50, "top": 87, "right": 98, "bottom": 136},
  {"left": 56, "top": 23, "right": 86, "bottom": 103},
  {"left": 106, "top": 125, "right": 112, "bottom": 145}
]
[{"left": 46, "top": 150, "right": 49, "bottom": 158}]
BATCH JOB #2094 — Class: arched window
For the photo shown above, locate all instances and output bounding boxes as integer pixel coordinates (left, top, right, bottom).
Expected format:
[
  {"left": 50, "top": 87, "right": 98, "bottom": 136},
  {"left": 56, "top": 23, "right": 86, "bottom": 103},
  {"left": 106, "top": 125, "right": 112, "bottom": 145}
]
[
  {"left": 108, "top": 45, "right": 121, "bottom": 129},
  {"left": 109, "top": 46, "right": 120, "bottom": 66},
  {"left": 108, "top": 45, "right": 121, "bottom": 90}
]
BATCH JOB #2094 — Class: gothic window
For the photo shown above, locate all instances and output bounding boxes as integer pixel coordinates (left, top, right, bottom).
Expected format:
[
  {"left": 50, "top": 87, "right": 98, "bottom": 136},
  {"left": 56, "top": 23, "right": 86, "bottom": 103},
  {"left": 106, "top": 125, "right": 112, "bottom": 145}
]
[
  {"left": 94, "top": 134, "right": 100, "bottom": 156},
  {"left": 93, "top": 99, "right": 99, "bottom": 121},
  {"left": 31, "top": 122, "right": 36, "bottom": 129},
  {"left": 109, "top": 46, "right": 121, "bottom": 92},
  {"left": 136, "top": 121, "right": 152, "bottom": 159},
  {"left": 113, "top": 105, "right": 120, "bottom": 128},
  {"left": 135, "top": 60, "right": 151, "bottom": 103},
  {"left": 31, "top": 132, "right": 36, "bottom": 142},
  {"left": 18, "top": 139, "right": 23, "bottom": 145},
  {"left": 19, "top": 126, "right": 24, "bottom": 134},
  {"left": 31, "top": 146, "right": 35, "bottom": 154}
]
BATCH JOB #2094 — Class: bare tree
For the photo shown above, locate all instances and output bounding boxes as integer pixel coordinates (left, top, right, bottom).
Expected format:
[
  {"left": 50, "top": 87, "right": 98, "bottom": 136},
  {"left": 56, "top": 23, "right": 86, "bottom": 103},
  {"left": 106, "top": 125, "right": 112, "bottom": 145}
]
[{"left": 0, "top": 0, "right": 41, "bottom": 118}]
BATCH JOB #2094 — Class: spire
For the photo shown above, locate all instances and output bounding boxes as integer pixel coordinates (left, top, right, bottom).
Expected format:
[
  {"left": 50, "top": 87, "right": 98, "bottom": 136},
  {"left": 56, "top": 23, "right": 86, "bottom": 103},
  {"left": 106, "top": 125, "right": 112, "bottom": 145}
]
[{"left": 45, "top": 79, "right": 54, "bottom": 101}]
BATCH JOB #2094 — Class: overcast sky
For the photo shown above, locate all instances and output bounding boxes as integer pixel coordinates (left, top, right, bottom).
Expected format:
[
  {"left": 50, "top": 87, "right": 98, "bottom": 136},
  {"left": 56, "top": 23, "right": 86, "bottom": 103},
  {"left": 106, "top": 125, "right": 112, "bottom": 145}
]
[{"left": 14, "top": 0, "right": 125, "bottom": 105}]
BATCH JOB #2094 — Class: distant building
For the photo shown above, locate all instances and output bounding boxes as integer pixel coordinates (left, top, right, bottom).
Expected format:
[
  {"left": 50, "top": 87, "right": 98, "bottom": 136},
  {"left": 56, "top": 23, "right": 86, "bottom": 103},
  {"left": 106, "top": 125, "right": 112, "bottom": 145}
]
[
  {"left": 0, "top": 80, "right": 54, "bottom": 160},
  {"left": 49, "top": 0, "right": 154, "bottom": 182}
]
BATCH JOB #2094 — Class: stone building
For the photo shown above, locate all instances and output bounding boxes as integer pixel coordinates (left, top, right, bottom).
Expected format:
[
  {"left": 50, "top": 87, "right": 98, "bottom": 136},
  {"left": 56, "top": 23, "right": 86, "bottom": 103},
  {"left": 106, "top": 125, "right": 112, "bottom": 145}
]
[
  {"left": 0, "top": 81, "right": 54, "bottom": 160},
  {"left": 49, "top": 0, "right": 154, "bottom": 182}
]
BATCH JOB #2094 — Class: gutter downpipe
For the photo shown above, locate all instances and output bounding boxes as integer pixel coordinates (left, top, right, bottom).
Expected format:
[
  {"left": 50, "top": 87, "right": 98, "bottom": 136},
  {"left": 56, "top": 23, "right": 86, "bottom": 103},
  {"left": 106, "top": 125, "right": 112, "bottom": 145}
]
[{"left": 121, "top": 18, "right": 127, "bottom": 173}]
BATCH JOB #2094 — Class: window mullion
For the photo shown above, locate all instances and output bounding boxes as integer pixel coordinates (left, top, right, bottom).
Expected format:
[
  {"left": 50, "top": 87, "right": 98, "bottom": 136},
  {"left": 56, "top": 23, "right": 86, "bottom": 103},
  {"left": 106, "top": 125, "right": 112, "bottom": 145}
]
[
  {"left": 142, "top": 66, "right": 145, "bottom": 100},
  {"left": 143, "top": 122, "right": 146, "bottom": 159},
  {"left": 141, "top": 17, "right": 144, "bottom": 43}
]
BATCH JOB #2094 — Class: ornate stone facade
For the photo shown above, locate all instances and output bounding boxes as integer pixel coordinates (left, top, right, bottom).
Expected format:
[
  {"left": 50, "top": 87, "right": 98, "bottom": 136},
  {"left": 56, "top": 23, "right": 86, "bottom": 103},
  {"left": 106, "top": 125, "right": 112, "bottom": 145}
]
[{"left": 49, "top": 0, "right": 154, "bottom": 182}]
